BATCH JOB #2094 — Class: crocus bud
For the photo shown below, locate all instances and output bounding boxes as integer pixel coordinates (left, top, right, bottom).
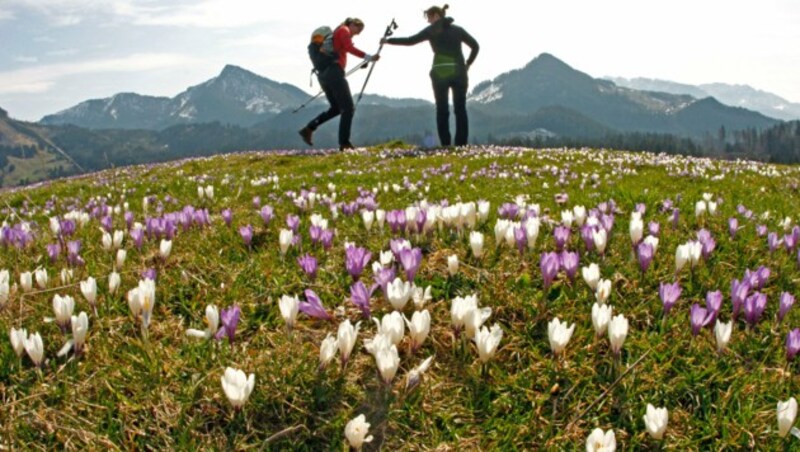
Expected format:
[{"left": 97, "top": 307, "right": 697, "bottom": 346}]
[
  {"left": 586, "top": 428, "right": 616, "bottom": 452},
  {"left": 220, "top": 367, "right": 255, "bottom": 410},
  {"left": 447, "top": 254, "right": 459, "bottom": 276},
  {"left": 547, "top": 317, "right": 575, "bottom": 356},
  {"left": 345, "top": 414, "right": 373, "bottom": 450},
  {"left": 592, "top": 302, "right": 612, "bottom": 338},
  {"left": 474, "top": 324, "right": 503, "bottom": 363},
  {"left": 714, "top": 320, "right": 732, "bottom": 353},
  {"left": 608, "top": 314, "right": 629, "bottom": 356},
  {"left": 778, "top": 397, "right": 798, "bottom": 438},
  {"left": 643, "top": 404, "right": 668, "bottom": 440}
]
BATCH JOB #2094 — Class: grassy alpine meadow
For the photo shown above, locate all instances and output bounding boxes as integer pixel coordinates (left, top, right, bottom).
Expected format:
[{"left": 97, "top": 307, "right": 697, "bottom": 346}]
[{"left": 3, "top": 145, "right": 800, "bottom": 450}]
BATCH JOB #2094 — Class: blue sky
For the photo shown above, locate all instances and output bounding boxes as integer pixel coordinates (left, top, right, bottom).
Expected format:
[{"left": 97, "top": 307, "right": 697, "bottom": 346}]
[{"left": 1, "top": 0, "right": 798, "bottom": 121}]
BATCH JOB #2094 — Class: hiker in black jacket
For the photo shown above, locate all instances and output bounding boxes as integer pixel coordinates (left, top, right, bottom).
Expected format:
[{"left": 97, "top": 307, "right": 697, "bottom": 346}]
[{"left": 382, "top": 4, "right": 479, "bottom": 146}]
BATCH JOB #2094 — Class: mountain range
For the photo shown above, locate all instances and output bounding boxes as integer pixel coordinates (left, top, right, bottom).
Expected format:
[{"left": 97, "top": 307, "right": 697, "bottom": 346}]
[
  {"left": 605, "top": 76, "right": 800, "bottom": 122},
  {"left": 1, "top": 53, "right": 789, "bottom": 187}
]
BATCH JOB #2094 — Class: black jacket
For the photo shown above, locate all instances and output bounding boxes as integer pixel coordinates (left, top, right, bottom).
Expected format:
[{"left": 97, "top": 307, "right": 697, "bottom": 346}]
[{"left": 386, "top": 17, "right": 479, "bottom": 68}]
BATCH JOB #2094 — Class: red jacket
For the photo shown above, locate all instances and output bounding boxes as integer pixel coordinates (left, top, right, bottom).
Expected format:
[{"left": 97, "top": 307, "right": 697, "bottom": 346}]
[{"left": 333, "top": 24, "right": 366, "bottom": 69}]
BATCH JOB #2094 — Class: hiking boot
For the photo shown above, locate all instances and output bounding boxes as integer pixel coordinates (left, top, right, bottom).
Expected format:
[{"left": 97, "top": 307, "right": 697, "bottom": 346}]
[
  {"left": 298, "top": 127, "right": 313, "bottom": 146},
  {"left": 339, "top": 142, "right": 355, "bottom": 152}
]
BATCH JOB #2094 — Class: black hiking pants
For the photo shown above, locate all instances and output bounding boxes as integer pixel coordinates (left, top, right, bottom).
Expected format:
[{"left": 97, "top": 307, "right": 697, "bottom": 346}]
[
  {"left": 430, "top": 67, "right": 469, "bottom": 146},
  {"left": 306, "top": 65, "right": 354, "bottom": 146}
]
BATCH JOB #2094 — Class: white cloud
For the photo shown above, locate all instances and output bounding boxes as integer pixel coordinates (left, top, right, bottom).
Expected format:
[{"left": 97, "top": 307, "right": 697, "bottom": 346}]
[
  {"left": 0, "top": 52, "right": 200, "bottom": 94},
  {"left": 0, "top": 9, "right": 14, "bottom": 20},
  {"left": 14, "top": 56, "right": 39, "bottom": 63}
]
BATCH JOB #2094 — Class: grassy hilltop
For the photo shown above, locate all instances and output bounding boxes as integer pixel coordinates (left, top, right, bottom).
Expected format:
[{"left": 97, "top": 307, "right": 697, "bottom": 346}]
[{"left": 2, "top": 145, "right": 800, "bottom": 449}]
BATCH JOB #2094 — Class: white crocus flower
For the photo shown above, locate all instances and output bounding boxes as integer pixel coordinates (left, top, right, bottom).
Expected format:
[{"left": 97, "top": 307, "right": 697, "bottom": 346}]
[
  {"left": 373, "top": 312, "right": 404, "bottom": 346},
  {"left": 278, "top": 295, "right": 299, "bottom": 332},
  {"left": 361, "top": 210, "right": 374, "bottom": 231},
  {"left": 375, "top": 344, "right": 400, "bottom": 384},
  {"left": 379, "top": 250, "right": 394, "bottom": 267},
  {"left": 404, "top": 310, "right": 431, "bottom": 352},
  {"left": 573, "top": 205, "right": 587, "bottom": 226},
  {"left": 9, "top": 327, "right": 27, "bottom": 357},
  {"left": 337, "top": 319, "right": 361, "bottom": 367},
  {"left": 23, "top": 332, "right": 45, "bottom": 367},
  {"left": 34, "top": 268, "right": 48, "bottom": 289},
  {"left": 595, "top": 279, "right": 612, "bottom": 304},
  {"left": 279, "top": 229, "right": 293, "bottom": 256},
  {"left": 643, "top": 404, "right": 668, "bottom": 440},
  {"left": 695, "top": 200, "right": 707, "bottom": 217},
  {"left": 464, "top": 307, "right": 493, "bottom": 340},
  {"left": 186, "top": 304, "right": 220, "bottom": 339},
  {"left": 474, "top": 324, "right": 503, "bottom": 363},
  {"left": 101, "top": 230, "right": 113, "bottom": 251},
  {"left": 582, "top": 263, "right": 600, "bottom": 291},
  {"left": 630, "top": 216, "right": 643, "bottom": 245},
  {"left": 778, "top": 397, "right": 798, "bottom": 438},
  {"left": 375, "top": 209, "right": 386, "bottom": 230},
  {"left": 411, "top": 285, "right": 432, "bottom": 310},
  {"left": 204, "top": 185, "right": 214, "bottom": 200},
  {"left": 319, "top": 333, "right": 338, "bottom": 370},
  {"left": 20, "top": 271, "right": 33, "bottom": 292},
  {"left": 714, "top": 320, "right": 732, "bottom": 353},
  {"left": 547, "top": 317, "right": 575, "bottom": 356},
  {"left": 80, "top": 277, "right": 98, "bottom": 312},
  {"left": 345, "top": 414, "right": 373, "bottom": 450},
  {"left": 220, "top": 367, "right": 255, "bottom": 410},
  {"left": 386, "top": 278, "right": 412, "bottom": 311},
  {"left": 108, "top": 271, "right": 121, "bottom": 295},
  {"left": 592, "top": 303, "right": 612, "bottom": 338},
  {"left": 675, "top": 244, "right": 690, "bottom": 273},
  {"left": 58, "top": 311, "right": 89, "bottom": 357},
  {"left": 405, "top": 355, "right": 434, "bottom": 391},
  {"left": 159, "top": 239, "right": 172, "bottom": 260},
  {"left": 470, "top": 231, "right": 484, "bottom": 258},
  {"left": 525, "top": 217, "right": 540, "bottom": 249},
  {"left": 447, "top": 254, "right": 459, "bottom": 276},
  {"left": 60, "top": 268, "right": 73, "bottom": 285},
  {"left": 608, "top": 314, "right": 629, "bottom": 356},
  {"left": 52, "top": 294, "right": 75, "bottom": 331},
  {"left": 116, "top": 249, "right": 127, "bottom": 270},
  {"left": 643, "top": 235, "right": 659, "bottom": 254},
  {"left": 593, "top": 228, "right": 608, "bottom": 254},
  {"left": 451, "top": 294, "right": 479, "bottom": 331},
  {"left": 113, "top": 230, "right": 124, "bottom": 249},
  {"left": 586, "top": 428, "right": 616, "bottom": 451}
]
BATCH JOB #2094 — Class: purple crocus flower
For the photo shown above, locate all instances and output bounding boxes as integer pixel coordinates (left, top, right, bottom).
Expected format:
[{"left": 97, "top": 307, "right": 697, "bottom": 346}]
[
  {"left": 309, "top": 226, "right": 323, "bottom": 247},
  {"left": 252, "top": 196, "right": 261, "bottom": 209},
  {"left": 704, "top": 290, "right": 723, "bottom": 326},
  {"left": 637, "top": 242, "right": 654, "bottom": 274},
  {"left": 345, "top": 245, "right": 372, "bottom": 281},
  {"left": 728, "top": 217, "right": 738, "bottom": 239},
  {"left": 756, "top": 266, "right": 770, "bottom": 289},
  {"left": 785, "top": 232, "right": 798, "bottom": 252},
  {"left": 239, "top": 224, "right": 253, "bottom": 248},
  {"left": 414, "top": 209, "right": 427, "bottom": 234},
  {"left": 581, "top": 224, "right": 596, "bottom": 252},
  {"left": 786, "top": 329, "right": 800, "bottom": 361},
  {"left": 600, "top": 214, "right": 615, "bottom": 233},
  {"left": 60, "top": 219, "right": 76, "bottom": 237},
  {"left": 756, "top": 224, "right": 768, "bottom": 237},
  {"left": 398, "top": 247, "right": 423, "bottom": 282},
  {"left": 743, "top": 292, "right": 767, "bottom": 327},
  {"left": 659, "top": 281, "right": 681, "bottom": 316},
  {"left": 260, "top": 206, "right": 274, "bottom": 225},
  {"left": 130, "top": 227, "right": 144, "bottom": 250},
  {"left": 514, "top": 226, "right": 527, "bottom": 255},
  {"left": 47, "top": 243, "right": 60, "bottom": 263},
  {"left": 215, "top": 305, "right": 241, "bottom": 344},
  {"left": 373, "top": 267, "right": 396, "bottom": 297},
  {"left": 299, "top": 289, "right": 332, "bottom": 320},
  {"left": 540, "top": 252, "right": 560, "bottom": 291},
  {"left": 386, "top": 210, "right": 407, "bottom": 234},
  {"left": 648, "top": 221, "right": 660, "bottom": 237},
  {"left": 320, "top": 228, "right": 335, "bottom": 250},
  {"left": 221, "top": 208, "right": 232, "bottom": 227},
  {"left": 553, "top": 226, "right": 570, "bottom": 251},
  {"left": 560, "top": 251, "right": 579, "bottom": 282},
  {"left": 779, "top": 292, "right": 795, "bottom": 322},
  {"left": 350, "top": 281, "right": 374, "bottom": 318},
  {"left": 297, "top": 254, "right": 318, "bottom": 280},
  {"left": 286, "top": 214, "right": 299, "bottom": 233},
  {"left": 768, "top": 232, "right": 782, "bottom": 253},
  {"left": 635, "top": 203, "right": 646, "bottom": 215},
  {"left": 142, "top": 268, "right": 157, "bottom": 281},
  {"left": 690, "top": 303, "right": 707, "bottom": 337},
  {"left": 671, "top": 208, "right": 680, "bottom": 228},
  {"left": 100, "top": 215, "right": 113, "bottom": 233},
  {"left": 498, "top": 203, "right": 519, "bottom": 220},
  {"left": 124, "top": 211, "right": 135, "bottom": 229},
  {"left": 730, "top": 279, "right": 749, "bottom": 321}
]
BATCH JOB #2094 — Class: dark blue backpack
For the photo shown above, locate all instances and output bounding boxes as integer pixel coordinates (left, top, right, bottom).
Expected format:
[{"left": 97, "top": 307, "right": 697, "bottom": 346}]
[{"left": 308, "top": 26, "right": 337, "bottom": 74}]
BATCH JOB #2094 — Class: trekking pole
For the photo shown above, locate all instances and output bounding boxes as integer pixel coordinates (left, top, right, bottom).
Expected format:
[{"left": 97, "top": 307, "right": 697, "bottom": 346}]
[
  {"left": 356, "top": 18, "right": 398, "bottom": 104},
  {"left": 292, "top": 62, "right": 372, "bottom": 113}
]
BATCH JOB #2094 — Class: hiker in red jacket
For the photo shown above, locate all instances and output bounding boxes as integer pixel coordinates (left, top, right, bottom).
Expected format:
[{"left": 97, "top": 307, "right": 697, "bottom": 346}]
[
  {"left": 382, "top": 4, "right": 478, "bottom": 147},
  {"left": 299, "top": 18, "right": 379, "bottom": 151}
]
